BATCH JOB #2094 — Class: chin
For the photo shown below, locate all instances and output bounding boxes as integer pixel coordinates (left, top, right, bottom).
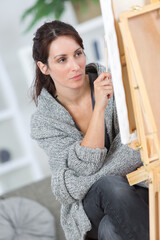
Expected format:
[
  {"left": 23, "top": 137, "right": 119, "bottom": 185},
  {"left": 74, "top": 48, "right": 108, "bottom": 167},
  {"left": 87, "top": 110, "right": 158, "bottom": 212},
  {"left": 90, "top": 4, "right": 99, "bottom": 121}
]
[{"left": 71, "top": 80, "right": 85, "bottom": 89}]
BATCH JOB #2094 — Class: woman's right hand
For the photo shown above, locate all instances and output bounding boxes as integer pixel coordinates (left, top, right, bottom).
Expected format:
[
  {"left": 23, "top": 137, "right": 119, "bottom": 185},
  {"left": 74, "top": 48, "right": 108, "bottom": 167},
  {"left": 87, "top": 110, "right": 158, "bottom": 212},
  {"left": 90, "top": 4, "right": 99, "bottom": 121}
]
[
  {"left": 81, "top": 72, "right": 113, "bottom": 149},
  {"left": 94, "top": 72, "right": 113, "bottom": 111}
]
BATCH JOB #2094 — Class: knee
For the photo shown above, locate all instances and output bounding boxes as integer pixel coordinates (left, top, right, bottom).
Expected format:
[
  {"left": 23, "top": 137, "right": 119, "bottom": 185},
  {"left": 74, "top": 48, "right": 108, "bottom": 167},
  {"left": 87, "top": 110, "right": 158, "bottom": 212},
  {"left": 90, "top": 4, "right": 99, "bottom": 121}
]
[
  {"left": 95, "top": 175, "right": 132, "bottom": 202},
  {"left": 95, "top": 175, "right": 127, "bottom": 194},
  {"left": 97, "top": 175, "right": 125, "bottom": 185}
]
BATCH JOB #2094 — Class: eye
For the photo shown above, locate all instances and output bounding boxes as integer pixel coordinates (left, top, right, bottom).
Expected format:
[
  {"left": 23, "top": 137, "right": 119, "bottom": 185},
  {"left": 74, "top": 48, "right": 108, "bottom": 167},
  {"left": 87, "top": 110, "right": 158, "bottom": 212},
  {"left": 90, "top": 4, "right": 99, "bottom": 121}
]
[
  {"left": 75, "top": 51, "right": 83, "bottom": 57},
  {"left": 58, "top": 57, "right": 66, "bottom": 63}
]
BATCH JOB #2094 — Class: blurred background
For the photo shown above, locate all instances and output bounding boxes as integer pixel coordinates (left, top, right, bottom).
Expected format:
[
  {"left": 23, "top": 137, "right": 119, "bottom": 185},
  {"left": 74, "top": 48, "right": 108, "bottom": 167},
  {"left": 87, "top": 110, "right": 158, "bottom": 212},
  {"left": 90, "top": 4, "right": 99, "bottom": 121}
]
[{"left": 0, "top": 0, "right": 149, "bottom": 195}]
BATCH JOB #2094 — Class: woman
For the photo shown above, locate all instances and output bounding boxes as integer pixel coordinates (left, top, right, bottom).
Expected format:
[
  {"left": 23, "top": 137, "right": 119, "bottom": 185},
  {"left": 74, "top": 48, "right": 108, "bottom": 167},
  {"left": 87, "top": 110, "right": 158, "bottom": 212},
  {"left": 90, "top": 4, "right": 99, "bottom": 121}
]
[{"left": 30, "top": 20, "right": 149, "bottom": 240}]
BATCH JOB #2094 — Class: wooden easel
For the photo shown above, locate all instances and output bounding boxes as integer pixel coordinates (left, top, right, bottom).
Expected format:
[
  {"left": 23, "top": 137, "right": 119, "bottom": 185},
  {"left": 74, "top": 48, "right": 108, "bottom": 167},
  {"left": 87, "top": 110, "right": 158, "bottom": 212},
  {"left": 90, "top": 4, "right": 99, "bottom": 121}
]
[{"left": 115, "top": 2, "right": 160, "bottom": 239}]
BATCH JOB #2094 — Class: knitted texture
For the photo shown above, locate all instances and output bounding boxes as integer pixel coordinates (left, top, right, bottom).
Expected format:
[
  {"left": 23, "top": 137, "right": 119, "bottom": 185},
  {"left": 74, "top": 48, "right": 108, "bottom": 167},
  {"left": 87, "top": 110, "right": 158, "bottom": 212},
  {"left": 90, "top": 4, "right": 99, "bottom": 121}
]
[{"left": 30, "top": 63, "right": 143, "bottom": 240}]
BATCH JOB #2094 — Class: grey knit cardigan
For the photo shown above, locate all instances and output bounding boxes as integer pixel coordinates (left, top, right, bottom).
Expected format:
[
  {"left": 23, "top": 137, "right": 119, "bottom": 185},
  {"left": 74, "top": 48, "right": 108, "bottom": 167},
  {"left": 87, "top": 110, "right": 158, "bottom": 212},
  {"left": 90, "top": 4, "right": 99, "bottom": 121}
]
[{"left": 30, "top": 63, "right": 143, "bottom": 240}]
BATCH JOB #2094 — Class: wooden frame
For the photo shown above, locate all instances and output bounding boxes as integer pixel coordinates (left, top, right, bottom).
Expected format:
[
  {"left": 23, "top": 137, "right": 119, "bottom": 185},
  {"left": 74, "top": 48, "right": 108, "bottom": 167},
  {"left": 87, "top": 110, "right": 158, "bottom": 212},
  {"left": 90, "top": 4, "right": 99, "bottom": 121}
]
[
  {"left": 118, "top": 3, "right": 160, "bottom": 239},
  {"left": 119, "top": 1, "right": 160, "bottom": 178},
  {"left": 151, "top": 0, "right": 160, "bottom": 3}
]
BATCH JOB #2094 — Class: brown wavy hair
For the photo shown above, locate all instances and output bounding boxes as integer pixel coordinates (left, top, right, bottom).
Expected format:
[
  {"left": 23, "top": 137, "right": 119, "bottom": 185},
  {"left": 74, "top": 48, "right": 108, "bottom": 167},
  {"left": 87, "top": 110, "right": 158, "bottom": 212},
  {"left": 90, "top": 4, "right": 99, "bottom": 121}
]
[{"left": 32, "top": 20, "right": 84, "bottom": 105}]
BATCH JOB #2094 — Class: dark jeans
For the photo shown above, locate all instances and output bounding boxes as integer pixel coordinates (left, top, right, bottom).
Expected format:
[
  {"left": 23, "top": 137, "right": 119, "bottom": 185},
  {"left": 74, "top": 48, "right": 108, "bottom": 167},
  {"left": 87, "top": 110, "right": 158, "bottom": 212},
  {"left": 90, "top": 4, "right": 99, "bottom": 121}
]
[{"left": 83, "top": 175, "right": 149, "bottom": 240}]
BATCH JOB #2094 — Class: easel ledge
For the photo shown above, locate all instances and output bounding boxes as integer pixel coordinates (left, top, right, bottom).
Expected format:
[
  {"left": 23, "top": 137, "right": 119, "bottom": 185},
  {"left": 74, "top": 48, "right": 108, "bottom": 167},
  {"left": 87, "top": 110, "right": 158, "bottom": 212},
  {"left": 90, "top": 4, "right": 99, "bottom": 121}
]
[{"left": 127, "top": 159, "right": 160, "bottom": 186}]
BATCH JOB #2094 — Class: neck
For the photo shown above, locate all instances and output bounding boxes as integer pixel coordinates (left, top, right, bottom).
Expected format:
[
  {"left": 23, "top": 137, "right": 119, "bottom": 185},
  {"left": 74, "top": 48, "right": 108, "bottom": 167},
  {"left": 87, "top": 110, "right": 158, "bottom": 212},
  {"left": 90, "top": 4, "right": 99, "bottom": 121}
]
[{"left": 56, "top": 75, "right": 90, "bottom": 107}]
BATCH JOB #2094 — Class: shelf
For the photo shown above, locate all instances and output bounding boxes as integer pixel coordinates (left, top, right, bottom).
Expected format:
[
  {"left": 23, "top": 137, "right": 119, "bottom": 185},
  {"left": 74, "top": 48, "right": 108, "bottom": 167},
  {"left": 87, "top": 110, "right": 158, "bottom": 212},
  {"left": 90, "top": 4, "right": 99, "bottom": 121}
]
[
  {"left": 0, "top": 56, "right": 42, "bottom": 195},
  {"left": 0, "top": 119, "right": 25, "bottom": 161},
  {"left": 0, "top": 156, "right": 30, "bottom": 175}
]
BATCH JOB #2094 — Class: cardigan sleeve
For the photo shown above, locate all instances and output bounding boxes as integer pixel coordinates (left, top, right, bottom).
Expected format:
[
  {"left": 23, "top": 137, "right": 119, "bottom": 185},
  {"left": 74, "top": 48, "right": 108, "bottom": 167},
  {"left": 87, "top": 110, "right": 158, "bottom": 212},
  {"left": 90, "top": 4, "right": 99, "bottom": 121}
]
[
  {"left": 32, "top": 131, "right": 142, "bottom": 205},
  {"left": 36, "top": 136, "right": 106, "bottom": 205},
  {"left": 64, "top": 133, "right": 143, "bottom": 201},
  {"left": 49, "top": 135, "right": 143, "bottom": 204},
  {"left": 30, "top": 112, "right": 108, "bottom": 204},
  {"left": 32, "top": 124, "right": 108, "bottom": 176}
]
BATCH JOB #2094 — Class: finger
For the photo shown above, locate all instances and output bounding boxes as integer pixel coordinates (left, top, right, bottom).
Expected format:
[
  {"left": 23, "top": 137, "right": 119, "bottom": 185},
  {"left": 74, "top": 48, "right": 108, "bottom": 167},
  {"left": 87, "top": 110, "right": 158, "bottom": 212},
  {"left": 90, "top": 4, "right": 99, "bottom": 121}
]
[
  {"left": 101, "top": 79, "right": 113, "bottom": 86},
  {"left": 107, "top": 90, "right": 114, "bottom": 98},
  {"left": 107, "top": 93, "right": 113, "bottom": 99},
  {"left": 108, "top": 93, "right": 113, "bottom": 99},
  {"left": 96, "top": 72, "right": 112, "bottom": 82},
  {"left": 98, "top": 84, "right": 113, "bottom": 92},
  {"left": 101, "top": 73, "right": 112, "bottom": 81},
  {"left": 100, "top": 88, "right": 113, "bottom": 97},
  {"left": 106, "top": 89, "right": 113, "bottom": 95},
  {"left": 103, "top": 87, "right": 113, "bottom": 92}
]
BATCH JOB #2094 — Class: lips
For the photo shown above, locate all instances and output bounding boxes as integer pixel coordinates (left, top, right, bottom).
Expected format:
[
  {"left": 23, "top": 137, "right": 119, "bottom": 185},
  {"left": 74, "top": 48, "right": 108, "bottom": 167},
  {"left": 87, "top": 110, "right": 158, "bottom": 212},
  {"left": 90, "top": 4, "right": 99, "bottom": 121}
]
[{"left": 71, "top": 74, "right": 82, "bottom": 80}]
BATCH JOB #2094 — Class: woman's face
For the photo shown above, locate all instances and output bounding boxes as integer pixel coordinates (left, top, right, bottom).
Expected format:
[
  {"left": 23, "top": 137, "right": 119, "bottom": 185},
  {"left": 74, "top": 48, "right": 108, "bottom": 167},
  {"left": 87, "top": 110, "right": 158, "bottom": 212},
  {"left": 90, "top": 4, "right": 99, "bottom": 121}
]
[{"left": 44, "top": 36, "right": 86, "bottom": 92}]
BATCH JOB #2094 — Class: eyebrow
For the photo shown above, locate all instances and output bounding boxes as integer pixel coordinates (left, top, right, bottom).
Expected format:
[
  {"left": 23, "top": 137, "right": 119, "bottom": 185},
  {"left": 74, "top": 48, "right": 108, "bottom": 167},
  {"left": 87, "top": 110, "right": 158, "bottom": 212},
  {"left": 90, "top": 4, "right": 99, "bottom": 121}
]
[{"left": 54, "top": 47, "right": 82, "bottom": 59}]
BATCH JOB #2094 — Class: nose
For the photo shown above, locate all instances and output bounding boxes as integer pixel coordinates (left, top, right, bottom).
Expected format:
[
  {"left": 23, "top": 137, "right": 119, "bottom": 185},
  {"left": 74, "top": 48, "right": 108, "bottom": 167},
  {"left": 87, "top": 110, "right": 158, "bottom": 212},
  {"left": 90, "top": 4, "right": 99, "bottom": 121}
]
[{"left": 70, "top": 58, "right": 80, "bottom": 71}]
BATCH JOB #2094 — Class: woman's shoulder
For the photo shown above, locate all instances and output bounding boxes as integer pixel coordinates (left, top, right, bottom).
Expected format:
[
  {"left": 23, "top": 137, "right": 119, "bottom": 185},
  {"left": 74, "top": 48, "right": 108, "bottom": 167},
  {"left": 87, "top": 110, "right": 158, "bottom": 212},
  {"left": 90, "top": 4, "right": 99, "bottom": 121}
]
[
  {"left": 30, "top": 88, "right": 76, "bottom": 139},
  {"left": 33, "top": 88, "right": 65, "bottom": 116}
]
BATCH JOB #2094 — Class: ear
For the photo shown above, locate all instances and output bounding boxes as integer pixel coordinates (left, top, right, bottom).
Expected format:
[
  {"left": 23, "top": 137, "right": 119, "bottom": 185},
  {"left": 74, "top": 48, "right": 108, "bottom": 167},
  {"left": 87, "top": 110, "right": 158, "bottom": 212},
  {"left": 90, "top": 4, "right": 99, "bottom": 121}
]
[{"left": 37, "top": 61, "right": 49, "bottom": 75}]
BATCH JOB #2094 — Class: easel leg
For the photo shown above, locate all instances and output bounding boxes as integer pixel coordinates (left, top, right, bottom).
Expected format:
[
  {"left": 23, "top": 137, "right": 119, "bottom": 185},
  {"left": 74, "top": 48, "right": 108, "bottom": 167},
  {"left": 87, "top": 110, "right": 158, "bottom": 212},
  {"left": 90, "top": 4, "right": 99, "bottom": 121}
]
[
  {"left": 158, "top": 171, "right": 160, "bottom": 240},
  {"left": 149, "top": 170, "right": 159, "bottom": 240}
]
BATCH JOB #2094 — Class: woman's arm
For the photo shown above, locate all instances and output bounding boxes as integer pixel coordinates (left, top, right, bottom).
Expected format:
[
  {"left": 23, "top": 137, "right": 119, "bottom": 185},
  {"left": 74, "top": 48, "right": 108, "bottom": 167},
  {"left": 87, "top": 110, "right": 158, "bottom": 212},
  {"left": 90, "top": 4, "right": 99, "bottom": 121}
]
[
  {"left": 36, "top": 136, "right": 106, "bottom": 204},
  {"left": 81, "top": 72, "right": 113, "bottom": 149},
  {"left": 35, "top": 130, "right": 142, "bottom": 205}
]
